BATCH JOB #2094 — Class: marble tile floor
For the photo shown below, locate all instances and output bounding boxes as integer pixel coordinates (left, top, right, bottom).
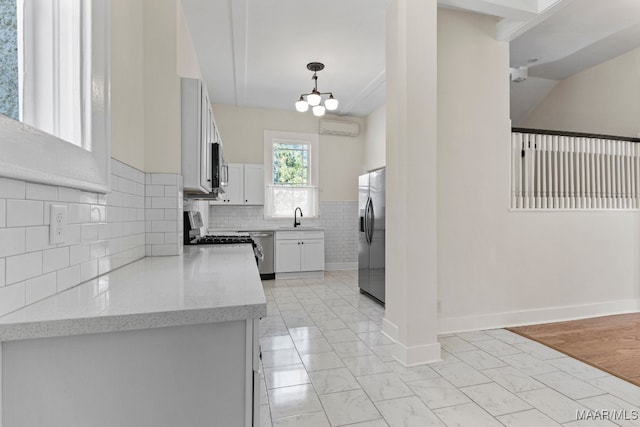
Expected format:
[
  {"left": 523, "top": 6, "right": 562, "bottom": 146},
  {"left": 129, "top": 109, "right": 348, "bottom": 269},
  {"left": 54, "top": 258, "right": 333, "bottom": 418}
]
[{"left": 259, "top": 271, "right": 640, "bottom": 427}]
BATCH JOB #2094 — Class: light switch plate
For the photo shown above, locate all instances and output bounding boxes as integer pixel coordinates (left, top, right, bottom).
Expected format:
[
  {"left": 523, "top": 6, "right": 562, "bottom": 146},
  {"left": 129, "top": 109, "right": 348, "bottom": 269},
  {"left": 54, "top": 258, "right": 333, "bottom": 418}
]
[{"left": 49, "top": 204, "right": 67, "bottom": 244}]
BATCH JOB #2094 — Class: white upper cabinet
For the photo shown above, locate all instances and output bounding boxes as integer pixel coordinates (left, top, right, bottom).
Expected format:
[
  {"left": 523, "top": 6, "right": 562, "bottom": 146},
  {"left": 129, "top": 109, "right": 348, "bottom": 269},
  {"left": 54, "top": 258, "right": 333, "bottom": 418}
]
[
  {"left": 181, "top": 77, "right": 219, "bottom": 195},
  {"left": 243, "top": 164, "right": 264, "bottom": 205},
  {"left": 211, "top": 163, "right": 264, "bottom": 205}
]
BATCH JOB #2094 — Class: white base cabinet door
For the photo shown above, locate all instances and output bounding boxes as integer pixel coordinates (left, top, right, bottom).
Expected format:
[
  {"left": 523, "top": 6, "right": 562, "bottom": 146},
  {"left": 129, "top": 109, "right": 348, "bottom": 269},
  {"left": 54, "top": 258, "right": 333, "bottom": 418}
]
[
  {"left": 275, "top": 240, "right": 302, "bottom": 273},
  {"left": 301, "top": 239, "right": 325, "bottom": 271}
]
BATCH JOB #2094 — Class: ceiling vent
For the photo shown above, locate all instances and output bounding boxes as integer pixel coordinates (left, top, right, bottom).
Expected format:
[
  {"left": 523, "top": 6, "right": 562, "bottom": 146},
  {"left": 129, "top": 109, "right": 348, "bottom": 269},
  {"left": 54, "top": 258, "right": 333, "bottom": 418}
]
[{"left": 319, "top": 119, "right": 359, "bottom": 137}]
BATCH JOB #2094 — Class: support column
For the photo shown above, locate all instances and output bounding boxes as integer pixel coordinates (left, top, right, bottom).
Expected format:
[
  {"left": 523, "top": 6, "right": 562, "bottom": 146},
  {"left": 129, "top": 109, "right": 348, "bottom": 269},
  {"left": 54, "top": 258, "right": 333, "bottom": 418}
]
[{"left": 382, "top": 0, "right": 440, "bottom": 366}]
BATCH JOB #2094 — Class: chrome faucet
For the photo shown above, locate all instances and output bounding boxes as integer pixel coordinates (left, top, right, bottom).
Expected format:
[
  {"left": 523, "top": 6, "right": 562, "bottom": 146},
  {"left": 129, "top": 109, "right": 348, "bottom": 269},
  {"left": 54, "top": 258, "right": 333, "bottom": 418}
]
[{"left": 294, "top": 207, "right": 303, "bottom": 228}]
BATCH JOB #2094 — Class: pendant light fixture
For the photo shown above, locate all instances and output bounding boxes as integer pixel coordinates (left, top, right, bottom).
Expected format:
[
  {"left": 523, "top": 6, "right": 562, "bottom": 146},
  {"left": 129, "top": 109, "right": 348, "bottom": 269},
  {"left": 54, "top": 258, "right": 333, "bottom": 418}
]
[{"left": 295, "top": 62, "right": 339, "bottom": 117}]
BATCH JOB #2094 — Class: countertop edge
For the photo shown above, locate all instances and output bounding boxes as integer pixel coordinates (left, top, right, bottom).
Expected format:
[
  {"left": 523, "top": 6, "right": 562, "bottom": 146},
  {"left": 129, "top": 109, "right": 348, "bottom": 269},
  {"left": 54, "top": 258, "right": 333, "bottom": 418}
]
[{"left": 0, "top": 303, "right": 267, "bottom": 342}]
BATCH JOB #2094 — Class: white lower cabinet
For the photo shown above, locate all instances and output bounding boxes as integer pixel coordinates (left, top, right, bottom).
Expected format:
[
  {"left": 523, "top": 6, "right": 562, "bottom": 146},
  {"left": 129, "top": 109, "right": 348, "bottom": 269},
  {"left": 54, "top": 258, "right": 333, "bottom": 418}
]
[
  {"left": 275, "top": 231, "right": 325, "bottom": 274},
  {"left": 2, "top": 319, "right": 261, "bottom": 427}
]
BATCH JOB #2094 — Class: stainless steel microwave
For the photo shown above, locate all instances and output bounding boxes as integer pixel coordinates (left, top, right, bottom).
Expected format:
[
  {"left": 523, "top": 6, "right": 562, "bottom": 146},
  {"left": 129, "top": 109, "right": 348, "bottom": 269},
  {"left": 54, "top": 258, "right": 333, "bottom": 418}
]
[{"left": 212, "top": 142, "right": 228, "bottom": 191}]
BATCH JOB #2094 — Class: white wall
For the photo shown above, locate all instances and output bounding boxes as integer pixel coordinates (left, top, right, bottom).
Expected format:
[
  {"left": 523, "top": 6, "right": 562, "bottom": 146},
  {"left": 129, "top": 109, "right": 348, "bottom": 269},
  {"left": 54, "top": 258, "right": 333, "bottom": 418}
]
[
  {"left": 176, "top": 0, "right": 202, "bottom": 80},
  {"left": 436, "top": 9, "right": 640, "bottom": 333},
  {"left": 211, "top": 104, "right": 365, "bottom": 201},
  {"left": 363, "top": 105, "right": 386, "bottom": 172},
  {"left": 143, "top": 0, "right": 182, "bottom": 173},
  {"left": 111, "top": 0, "right": 200, "bottom": 174},
  {"left": 524, "top": 47, "right": 640, "bottom": 138},
  {"left": 110, "top": 0, "right": 145, "bottom": 171}
]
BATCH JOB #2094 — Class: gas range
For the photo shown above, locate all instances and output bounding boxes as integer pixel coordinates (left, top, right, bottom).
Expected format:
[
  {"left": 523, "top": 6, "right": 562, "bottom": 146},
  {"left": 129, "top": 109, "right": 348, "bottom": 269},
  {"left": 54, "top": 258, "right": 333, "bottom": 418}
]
[{"left": 195, "top": 235, "right": 254, "bottom": 245}]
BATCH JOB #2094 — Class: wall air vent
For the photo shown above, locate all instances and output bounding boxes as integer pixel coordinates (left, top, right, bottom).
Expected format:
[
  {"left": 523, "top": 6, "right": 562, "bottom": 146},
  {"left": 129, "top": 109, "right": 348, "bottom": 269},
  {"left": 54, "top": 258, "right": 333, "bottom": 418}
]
[{"left": 319, "top": 119, "right": 359, "bottom": 137}]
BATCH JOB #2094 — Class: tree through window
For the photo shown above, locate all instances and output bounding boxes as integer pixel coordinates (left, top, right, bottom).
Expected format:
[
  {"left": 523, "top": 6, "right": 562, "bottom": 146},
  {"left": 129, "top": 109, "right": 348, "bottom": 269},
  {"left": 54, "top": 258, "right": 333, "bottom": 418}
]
[{"left": 273, "top": 142, "right": 310, "bottom": 185}]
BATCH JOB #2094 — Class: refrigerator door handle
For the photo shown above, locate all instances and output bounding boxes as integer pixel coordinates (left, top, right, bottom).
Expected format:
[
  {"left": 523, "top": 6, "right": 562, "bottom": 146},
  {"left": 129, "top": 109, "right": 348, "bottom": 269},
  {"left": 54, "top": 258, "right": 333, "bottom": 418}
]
[
  {"left": 366, "top": 197, "right": 374, "bottom": 244},
  {"left": 364, "top": 197, "right": 371, "bottom": 245}
]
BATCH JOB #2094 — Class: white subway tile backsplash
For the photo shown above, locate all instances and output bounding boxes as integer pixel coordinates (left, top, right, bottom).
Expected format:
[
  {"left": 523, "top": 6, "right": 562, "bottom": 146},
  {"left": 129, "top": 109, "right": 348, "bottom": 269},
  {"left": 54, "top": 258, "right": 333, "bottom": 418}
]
[
  {"left": 146, "top": 185, "right": 164, "bottom": 197},
  {"left": 58, "top": 187, "right": 98, "bottom": 204},
  {"left": 57, "top": 264, "right": 81, "bottom": 292},
  {"left": 146, "top": 233, "right": 165, "bottom": 244},
  {"left": 90, "top": 241, "right": 108, "bottom": 260},
  {"left": 25, "top": 226, "right": 54, "bottom": 252},
  {"left": 150, "top": 173, "right": 178, "bottom": 185},
  {"left": 0, "top": 199, "right": 5, "bottom": 227},
  {"left": 164, "top": 186, "right": 177, "bottom": 197},
  {"left": 80, "top": 260, "right": 98, "bottom": 282},
  {"left": 81, "top": 223, "right": 99, "bottom": 242},
  {"left": 25, "top": 273, "right": 57, "bottom": 305},
  {"left": 69, "top": 203, "right": 91, "bottom": 224},
  {"left": 0, "top": 282, "right": 26, "bottom": 315},
  {"left": 25, "top": 183, "right": 58, "bottom": 201},
  {"left": 7, "top": 200, "right": 44, "bottom": 227},
  {"left": 0, "top": 178, "right": 26, "bottom": 199},
  {"left": 152, "top": 197, "right": 178, "bottom": 209},
  {"left": 70, "top": 244, "right": 91, "bottom": 265},
  {"left": 43, "top": 247, "right": 70, "bottom": 273},
  {"left": 6, "top": 251, "right": 42, "bottom": 284},
  {"left": 0, "top": 228, "right": 26, "bottom": 258},
  {"left": 66, "top": 224, "right": 82, "bottom": 245},
  {"left": 147, "top": 209, "right": 164, "bottom": 221},
  {"left": 91, "top": 205, "right": 106, "bottom": 222},
  {"left": 151, "top": 221, "right": 177, "bottom": 233},
  {"left": 0, "top": 159, "right": 175, "bottom": 315}
]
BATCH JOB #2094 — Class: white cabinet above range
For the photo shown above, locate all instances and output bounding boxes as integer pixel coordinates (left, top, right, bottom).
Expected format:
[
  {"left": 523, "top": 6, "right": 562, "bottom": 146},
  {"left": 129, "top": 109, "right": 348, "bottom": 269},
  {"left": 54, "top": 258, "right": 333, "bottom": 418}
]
[
  {"left": 181, "top": 77, "right": 221, "bottom": 195},
  {"left": 211, "top": 163, "right": 264, "bottom": 205}
]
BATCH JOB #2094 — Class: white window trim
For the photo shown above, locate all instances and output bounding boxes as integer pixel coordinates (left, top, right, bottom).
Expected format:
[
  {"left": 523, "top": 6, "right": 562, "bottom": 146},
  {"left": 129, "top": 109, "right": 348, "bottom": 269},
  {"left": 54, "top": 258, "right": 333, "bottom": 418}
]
[
  {"left": 0, "top": 0, "right": 110, "bottom": 193},
  {"left": 264, "top": 130, "right": 319, "bottom": 218}
]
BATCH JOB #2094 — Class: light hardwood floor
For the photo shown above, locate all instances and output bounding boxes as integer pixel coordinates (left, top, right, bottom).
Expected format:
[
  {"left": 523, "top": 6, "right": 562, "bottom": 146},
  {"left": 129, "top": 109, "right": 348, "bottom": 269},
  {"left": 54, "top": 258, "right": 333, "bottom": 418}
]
[{"left": 509, "top": 313, "right": 640, "bottom": 387}]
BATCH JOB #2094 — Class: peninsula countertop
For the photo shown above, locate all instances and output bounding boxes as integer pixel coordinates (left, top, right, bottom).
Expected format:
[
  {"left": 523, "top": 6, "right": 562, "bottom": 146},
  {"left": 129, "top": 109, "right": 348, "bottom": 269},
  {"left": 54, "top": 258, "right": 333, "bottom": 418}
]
[{"left": 0, "top": 245, "right": 267, "bottom": 341}]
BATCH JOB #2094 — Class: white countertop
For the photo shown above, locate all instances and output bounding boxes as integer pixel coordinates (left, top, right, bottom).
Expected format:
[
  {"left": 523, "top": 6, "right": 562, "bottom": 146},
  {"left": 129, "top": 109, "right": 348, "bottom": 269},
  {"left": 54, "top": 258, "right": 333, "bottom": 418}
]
[{"left": 0, "top": 245, "right": 267, "bottom": 341}]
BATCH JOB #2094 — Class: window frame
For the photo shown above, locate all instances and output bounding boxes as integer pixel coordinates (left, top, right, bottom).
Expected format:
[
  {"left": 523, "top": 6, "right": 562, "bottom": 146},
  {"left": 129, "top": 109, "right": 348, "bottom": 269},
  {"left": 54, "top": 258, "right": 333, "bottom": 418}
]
[
  {"left": 0, "top": 0, "right": 110, "bottom": 193},
  {"left": 264, "top": 130, "right": 319, "bottom": 218}
]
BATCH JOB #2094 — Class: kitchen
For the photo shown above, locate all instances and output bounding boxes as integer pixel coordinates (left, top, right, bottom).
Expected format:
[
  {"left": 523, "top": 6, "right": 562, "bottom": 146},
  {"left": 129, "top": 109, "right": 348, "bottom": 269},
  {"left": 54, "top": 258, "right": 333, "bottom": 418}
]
[{"left": 1, "top": 0, "right": 640, "bottom": 426}]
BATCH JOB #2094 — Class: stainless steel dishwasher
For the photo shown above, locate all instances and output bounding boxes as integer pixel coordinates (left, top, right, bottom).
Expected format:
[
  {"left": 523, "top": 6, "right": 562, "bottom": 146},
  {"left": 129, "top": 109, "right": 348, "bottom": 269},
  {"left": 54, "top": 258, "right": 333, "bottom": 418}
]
[{"left": 246, "top": 231, "right": 275, "bottom": 280}]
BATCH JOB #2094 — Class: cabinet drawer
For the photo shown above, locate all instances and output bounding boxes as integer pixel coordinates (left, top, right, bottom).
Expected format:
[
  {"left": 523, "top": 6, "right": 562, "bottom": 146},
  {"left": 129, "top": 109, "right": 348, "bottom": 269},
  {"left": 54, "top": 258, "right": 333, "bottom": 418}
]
[
  {"left": 301, "top": 231, "right": 324, "bottom": 240},
  {"left": 276, "top": 231, "right": 302, "bottom": 240}
]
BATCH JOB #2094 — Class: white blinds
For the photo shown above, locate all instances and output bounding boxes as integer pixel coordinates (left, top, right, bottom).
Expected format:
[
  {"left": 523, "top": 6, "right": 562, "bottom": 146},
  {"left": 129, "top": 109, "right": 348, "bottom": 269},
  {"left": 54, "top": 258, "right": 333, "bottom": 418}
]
[{"left": 264, "top": 185, "right": 319, "bottom": 218}]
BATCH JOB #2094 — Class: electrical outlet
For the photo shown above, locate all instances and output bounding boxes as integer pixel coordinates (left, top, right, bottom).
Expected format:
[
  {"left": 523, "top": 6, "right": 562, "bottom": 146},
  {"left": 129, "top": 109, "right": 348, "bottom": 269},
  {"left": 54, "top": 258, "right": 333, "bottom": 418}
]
[{"left": 49, "top": 204, "right": 67, "bottom": 244}]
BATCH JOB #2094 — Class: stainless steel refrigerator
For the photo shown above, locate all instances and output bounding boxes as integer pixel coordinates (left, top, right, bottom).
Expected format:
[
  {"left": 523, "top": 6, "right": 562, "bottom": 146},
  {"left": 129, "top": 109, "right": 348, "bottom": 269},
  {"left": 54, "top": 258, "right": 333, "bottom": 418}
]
[{"left": 358, "top": 168, "right": 385, "bottom": 304}]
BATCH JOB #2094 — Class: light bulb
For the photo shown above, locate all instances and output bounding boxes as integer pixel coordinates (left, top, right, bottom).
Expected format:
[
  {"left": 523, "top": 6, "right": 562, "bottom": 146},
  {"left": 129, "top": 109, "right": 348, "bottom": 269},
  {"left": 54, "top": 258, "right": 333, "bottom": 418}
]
[
  {"left": 307, "top": 92, "right": 321, "bottom": 106},
  {"left": 312, "top": 105, "right": 326, "bottom": 117},
  {"left": 295, "top": 97, "right": 309, "bottom": 112},
  {"left": 324, "top": 95, "right": 339, "bottom": 111}
]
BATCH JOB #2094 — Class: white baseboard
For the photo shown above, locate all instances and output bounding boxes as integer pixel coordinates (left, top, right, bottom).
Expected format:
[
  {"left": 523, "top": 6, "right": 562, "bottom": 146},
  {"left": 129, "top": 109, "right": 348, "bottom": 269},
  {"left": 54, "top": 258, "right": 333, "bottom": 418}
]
[
  {"left": 325, "top": 262, "right": 358, "bottom": 271},
  {"left": 382, "top": 317, "right": 398, "bottom": 341},
  {"left": 438, "top": 298, "right": 640, "bottom": 334},
  {"left": 276, "top": 271, "right": 324, "bottom": 280},
  {"left": 381, "top": 317, "right": 442, "bottom": 366}
]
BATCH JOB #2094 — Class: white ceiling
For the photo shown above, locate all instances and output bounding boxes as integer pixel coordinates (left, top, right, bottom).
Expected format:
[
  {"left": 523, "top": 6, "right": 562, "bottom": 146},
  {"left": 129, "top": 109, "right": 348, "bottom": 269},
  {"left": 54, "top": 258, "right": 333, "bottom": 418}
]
[
  {"left": 182, "top": 0, "right": 640, "bottom": 119},
  {"left": 181, "top": 0, "right": 389, "bottom": 117}
]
